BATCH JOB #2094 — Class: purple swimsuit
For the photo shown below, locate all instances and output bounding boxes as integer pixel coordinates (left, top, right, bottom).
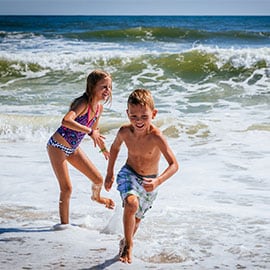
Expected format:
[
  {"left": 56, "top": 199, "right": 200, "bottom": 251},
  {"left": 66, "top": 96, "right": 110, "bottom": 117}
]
[{"left": 56, "top": 104, "right": 99, "bottom": 149}]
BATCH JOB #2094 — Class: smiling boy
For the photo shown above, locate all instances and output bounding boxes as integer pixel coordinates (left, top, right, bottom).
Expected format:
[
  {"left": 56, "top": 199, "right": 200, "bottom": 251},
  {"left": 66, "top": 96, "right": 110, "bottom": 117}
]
[{"left": 105, "top": 89, "right": 178, "bottom": 264}]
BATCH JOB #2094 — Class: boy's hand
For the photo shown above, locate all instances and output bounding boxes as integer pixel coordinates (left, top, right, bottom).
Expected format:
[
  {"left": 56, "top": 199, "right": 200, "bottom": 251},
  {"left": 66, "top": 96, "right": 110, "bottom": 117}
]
[
  {"left": 142, "top": 177, "right": 159, "bottom": 192},
  {"left": 105, "top": 175, "right": 114, "bottom": 191}
]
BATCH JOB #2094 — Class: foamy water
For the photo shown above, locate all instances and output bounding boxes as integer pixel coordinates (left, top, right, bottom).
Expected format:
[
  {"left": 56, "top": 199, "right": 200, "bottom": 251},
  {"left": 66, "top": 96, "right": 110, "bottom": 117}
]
[{"left": 1, "top": 16, "right": 270, "bottom": 269}]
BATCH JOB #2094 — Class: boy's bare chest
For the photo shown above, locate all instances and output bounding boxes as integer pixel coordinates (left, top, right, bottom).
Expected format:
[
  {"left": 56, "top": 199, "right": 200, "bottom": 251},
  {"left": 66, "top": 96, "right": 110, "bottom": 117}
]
[{"left": 125, "top": 136, "right": 156, "bottom": 156}]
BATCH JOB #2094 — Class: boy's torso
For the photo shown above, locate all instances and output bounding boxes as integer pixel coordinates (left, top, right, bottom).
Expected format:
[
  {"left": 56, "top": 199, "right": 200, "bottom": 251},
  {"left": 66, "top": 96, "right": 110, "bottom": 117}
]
[{"left": 121, "top": 124, "right": 161, "bottom": 176}]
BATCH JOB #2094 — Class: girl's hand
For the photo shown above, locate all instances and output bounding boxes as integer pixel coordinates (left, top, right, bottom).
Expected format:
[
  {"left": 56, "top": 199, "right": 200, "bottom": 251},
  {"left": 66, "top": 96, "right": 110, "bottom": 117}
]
[
  {"left": 100, "top": 148, "right": 110, "bottom": 160},
  {"left": 90, "top": 128, "right": 105, "bottom": 147}
]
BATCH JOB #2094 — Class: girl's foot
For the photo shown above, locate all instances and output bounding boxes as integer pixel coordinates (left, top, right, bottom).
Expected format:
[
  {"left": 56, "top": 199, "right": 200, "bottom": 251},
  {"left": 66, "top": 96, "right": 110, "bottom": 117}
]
[
  {"left": 91, "top": 184, "right": 115, "bottom": 209},
  {"left": 102, "top": 197, "right": 115, "bottom": 209}
]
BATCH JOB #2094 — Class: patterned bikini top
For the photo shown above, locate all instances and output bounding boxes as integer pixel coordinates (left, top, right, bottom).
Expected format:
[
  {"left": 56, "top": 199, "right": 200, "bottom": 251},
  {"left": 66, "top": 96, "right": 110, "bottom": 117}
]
[{"left": 57, "top": 104, "right": 100, "bottom": 149}]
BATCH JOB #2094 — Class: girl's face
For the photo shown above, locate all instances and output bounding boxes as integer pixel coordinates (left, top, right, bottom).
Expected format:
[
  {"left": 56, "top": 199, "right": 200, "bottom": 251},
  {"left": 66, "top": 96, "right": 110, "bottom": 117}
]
[
  {"left": 127, "top": 104, "right": 157, "bottom": 133},
  {"left": 94, "top": 76, "right": 112, "bottom": 102}
]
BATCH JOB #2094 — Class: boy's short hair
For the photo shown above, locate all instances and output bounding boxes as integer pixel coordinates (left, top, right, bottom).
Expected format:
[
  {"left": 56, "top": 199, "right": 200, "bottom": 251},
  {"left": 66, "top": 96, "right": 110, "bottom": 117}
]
[{"left": 127, "top": 89, "right": 155, "bottom": 110}]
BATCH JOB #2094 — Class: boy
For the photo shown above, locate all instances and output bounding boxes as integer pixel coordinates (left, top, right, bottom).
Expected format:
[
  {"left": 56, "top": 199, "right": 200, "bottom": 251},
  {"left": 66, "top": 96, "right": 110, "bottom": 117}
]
[{"left": 105, "top": 89, "right": 178, "bottom": 264}]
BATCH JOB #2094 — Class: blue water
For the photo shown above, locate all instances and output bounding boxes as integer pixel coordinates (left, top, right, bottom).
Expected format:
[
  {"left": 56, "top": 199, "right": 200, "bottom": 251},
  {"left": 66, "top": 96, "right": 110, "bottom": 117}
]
[
  {"left": 1, "top": 16, "right": 270, "bottom": 45},
  {"left": 1, "top": 16, "right": 270, "bottom": 33}
]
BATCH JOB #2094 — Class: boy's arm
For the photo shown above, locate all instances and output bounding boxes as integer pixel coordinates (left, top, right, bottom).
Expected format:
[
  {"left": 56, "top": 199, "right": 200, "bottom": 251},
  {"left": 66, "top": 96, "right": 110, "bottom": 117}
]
[
  {"left": 104, "top": 129, "right": 124, "bottom": 191},
  {"left": 143, "top": 133, "right": 179, "bottom": 192},
  {"left": 157, "top": 133, "right": 179, "bottom": 185}
]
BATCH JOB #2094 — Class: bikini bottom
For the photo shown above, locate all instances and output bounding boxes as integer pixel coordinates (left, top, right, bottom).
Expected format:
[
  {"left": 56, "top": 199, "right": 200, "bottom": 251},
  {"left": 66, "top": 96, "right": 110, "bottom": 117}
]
[{"left": 47, "top": 136, "right": 75, "bottom": 156}]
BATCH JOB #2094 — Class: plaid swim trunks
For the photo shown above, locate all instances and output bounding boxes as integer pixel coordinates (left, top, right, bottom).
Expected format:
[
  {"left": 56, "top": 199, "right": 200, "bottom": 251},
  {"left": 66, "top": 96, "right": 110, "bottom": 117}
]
[{"left": 116, "top": 164, "right": 158, "bottom": 219}]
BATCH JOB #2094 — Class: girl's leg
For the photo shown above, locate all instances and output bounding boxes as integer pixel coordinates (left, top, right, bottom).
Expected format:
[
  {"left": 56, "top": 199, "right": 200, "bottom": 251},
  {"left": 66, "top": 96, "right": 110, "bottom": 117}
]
[
  {"left": 67, "top": 147, "right": 103, "bottom": 185},
  {"left": 67, "top": 147, "right": 114, "bottom": 208},
  {"left": 47, "top": 145, "right": 72, "bottom": 224}
]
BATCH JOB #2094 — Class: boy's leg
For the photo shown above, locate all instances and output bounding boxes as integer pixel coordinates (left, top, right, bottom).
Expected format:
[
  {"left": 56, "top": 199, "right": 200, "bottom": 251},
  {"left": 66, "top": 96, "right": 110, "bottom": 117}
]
[
  {"left": 121, "top": 194, "right": 139, "bottom": 263},
  {"left": 119, "top": 216, "right": 141, "bottom": 256},
  {"left": 134, "top": 217, "right": 141, "bottom": 236}
]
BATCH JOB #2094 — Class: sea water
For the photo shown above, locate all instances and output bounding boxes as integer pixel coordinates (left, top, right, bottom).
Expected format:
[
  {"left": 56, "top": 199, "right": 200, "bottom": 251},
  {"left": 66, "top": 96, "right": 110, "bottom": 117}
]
[{"left": 0, "top": 16, "right": 270, "bottom": 269}]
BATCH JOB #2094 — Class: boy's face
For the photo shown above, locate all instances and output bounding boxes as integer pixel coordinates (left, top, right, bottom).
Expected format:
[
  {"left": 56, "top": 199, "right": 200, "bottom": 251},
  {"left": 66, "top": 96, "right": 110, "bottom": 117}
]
[{"left": 127, "top": 104, "right": 157, "bottom": 133}]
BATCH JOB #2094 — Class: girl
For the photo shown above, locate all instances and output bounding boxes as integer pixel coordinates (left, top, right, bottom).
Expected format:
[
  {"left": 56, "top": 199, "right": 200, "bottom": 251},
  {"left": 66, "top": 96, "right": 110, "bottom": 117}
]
[{"left": 47, "top": 69, "right": 115, "bottom": 225}]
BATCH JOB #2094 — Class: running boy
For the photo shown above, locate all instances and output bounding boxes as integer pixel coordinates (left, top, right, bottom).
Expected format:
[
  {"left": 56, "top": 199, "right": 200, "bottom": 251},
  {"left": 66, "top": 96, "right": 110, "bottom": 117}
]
[{"left": 105, "top": 89, "right": 179, "bottom": 264}]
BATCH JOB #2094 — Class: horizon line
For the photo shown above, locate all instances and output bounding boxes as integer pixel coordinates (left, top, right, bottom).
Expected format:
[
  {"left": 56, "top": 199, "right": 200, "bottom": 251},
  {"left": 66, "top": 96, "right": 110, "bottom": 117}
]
[{"left": 1, "top": 13, "right": 270, "bottom": 16}]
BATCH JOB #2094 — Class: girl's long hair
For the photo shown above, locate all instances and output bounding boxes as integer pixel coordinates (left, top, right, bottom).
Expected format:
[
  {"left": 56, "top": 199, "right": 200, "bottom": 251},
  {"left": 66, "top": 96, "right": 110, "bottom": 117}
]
[{"left": 70, "top": 70, "right": 112, "bottom": 110}]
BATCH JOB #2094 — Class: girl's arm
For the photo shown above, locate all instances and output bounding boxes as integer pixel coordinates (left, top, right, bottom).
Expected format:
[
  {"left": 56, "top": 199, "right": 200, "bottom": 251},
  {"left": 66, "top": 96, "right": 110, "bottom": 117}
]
[
  {"left": 61, "top": 101, "right": 92, "bottom": 134},
  {"left": 88, "top": 104, "right": 110, "bottom": 159}
]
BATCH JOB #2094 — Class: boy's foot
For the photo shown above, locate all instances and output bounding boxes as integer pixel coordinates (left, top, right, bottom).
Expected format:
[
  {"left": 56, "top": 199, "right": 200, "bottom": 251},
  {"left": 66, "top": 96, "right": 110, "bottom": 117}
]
[
  {"left": 119, "top": 238, "right": 132, "bottom": 264},
  {"left": 119, "top": 238, "right": 125, "bottom": 256}
]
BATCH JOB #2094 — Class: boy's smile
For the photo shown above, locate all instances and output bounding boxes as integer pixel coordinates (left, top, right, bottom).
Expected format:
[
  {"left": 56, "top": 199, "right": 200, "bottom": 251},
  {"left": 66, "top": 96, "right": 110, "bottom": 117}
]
[{"left": 127, "top": 104, "right": 157, "bottom": 133}]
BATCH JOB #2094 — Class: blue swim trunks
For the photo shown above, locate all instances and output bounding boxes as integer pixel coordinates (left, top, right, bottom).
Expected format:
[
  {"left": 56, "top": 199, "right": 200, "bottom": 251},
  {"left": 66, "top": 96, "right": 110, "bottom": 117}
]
[{"left": 116, "top": 164, "right": 158, "bottom": 219}]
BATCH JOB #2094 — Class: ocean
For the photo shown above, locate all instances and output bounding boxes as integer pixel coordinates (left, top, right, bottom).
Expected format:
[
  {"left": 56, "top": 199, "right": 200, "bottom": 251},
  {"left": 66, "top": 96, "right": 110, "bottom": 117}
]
[{"left": 0, "top": 16, "right": 270, "bottom": 269}]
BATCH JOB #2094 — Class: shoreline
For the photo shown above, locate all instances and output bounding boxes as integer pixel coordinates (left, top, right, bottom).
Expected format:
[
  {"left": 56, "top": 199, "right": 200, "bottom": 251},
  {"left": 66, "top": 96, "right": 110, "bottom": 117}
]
[{"left": 0, "top": 217, "right": 182, "bottom": 270}]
